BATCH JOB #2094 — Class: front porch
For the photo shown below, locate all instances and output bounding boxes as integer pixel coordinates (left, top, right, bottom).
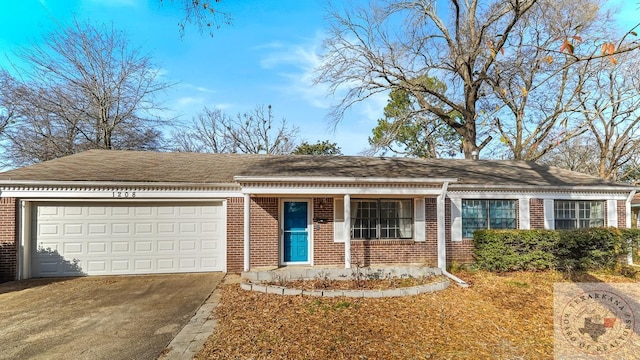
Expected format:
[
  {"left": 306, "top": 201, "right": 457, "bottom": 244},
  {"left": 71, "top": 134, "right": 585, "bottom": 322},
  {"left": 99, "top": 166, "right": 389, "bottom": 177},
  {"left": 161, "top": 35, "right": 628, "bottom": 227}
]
[
  {"left": 235, "top": 176, "right": 455, "bottom": 273},
  {"left": 240, "top": 265, "right": 450, "bottom": 297}
]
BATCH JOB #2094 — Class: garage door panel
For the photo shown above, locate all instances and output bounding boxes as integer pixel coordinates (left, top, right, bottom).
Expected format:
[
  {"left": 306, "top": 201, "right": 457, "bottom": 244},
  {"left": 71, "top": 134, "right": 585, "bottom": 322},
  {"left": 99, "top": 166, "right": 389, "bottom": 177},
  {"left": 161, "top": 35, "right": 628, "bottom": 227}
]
[
  {"left": 31, "top": 202, "right": 226, "bottom": 277},
  {"left": 111, "top": 223, "right": 131, "bottom": 235},
  {"left": 111, "top": 241, "right": 130, "bottom": 253},
  {"left": 88, "top": 242, "right": 107, "bottom": 254},
  {"left": 87, "top": 260, "right": 106, "bottom": 272},
  {"left": 157, "top": 240, "right": 175, "bottom": 251},
  {"left": 62, "top": 242, "right": 83, "bottom": 254},
  {"left": 88, "top": 224, "right": 107, "bottom": 235},
  {"left": 39, "top": 224, "right": 60, "bottom": 236}
]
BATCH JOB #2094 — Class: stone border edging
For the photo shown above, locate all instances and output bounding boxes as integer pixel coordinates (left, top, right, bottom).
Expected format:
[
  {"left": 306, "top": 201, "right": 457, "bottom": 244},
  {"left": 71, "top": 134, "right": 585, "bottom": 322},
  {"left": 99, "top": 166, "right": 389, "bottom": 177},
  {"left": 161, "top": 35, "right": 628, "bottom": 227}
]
[{"left": 240, "top": 267, "right": 450, "bottom": 298}]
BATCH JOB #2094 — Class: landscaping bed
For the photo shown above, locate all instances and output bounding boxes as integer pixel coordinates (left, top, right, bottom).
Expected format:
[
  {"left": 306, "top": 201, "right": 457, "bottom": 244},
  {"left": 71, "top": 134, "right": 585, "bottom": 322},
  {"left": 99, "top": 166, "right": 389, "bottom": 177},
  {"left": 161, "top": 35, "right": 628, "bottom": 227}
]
[{"left": 196, "top": 270, "right": 639, "bottom": 359}]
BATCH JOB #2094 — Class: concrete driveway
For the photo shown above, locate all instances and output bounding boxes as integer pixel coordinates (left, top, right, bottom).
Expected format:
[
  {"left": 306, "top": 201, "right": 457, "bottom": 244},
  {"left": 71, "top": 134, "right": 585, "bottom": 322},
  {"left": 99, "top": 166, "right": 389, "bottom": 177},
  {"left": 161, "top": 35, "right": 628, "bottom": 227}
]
[{"left": 0, "top": 273, "right": 224, "bottom": 360}]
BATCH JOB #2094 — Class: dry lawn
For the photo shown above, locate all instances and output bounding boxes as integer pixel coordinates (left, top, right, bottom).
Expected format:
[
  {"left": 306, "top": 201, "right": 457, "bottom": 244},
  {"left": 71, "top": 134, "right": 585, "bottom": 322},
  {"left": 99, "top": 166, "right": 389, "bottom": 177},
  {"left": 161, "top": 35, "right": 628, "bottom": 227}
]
[{"left": 196, "top": 270, "right": 638, "bottom": 360}]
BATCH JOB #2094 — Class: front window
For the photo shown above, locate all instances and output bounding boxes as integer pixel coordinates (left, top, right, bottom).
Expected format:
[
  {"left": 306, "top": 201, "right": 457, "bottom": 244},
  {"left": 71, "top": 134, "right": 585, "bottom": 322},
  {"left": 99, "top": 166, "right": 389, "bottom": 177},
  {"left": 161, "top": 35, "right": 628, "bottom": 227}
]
[
  {"left": 351, "top": 199, "right": 413, "bottom": 239},
  {"left": 462, "top": 199, "right": 517, "bottom": 238},
  {"left": 554, "top": 200, "right": 604, "bottom": 229}
]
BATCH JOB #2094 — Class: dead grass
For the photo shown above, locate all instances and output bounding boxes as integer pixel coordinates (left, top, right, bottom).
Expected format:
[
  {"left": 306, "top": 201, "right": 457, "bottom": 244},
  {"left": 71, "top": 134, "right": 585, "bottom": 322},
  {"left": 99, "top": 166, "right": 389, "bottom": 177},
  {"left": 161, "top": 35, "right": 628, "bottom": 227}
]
[
  {"left": 196, "top": 270, "right": 638, "bottom": 360},
  {"left": 268, "top": 274, "right": 447, "bottom": 291}
]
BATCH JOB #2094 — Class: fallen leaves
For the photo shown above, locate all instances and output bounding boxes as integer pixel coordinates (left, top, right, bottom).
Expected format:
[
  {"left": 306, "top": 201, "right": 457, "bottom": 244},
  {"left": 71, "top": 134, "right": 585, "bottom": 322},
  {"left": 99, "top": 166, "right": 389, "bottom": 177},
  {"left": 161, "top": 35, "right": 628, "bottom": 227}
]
[{"left": 195, "top": 270, "right": 635, "bottom": 359}]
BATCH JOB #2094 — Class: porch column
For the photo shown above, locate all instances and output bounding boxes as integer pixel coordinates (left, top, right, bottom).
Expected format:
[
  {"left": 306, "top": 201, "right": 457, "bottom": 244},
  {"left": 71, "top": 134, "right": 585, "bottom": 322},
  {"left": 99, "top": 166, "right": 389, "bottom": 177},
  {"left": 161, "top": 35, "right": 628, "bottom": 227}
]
[
  {"left": 344, "top": 194, "right": 351, "bottom": 268},
  {"left": 243, "top": 193, "right": 251, "bottom": 272},
  {"left": 437, "top": 183, "right": 449, "bottom": 269}
]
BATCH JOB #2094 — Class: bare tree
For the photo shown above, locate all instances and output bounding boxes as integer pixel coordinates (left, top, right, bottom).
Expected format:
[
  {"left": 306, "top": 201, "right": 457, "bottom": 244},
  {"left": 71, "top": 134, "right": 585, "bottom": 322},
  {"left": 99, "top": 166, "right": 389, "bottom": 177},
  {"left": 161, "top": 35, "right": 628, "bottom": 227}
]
[
  {"left": 484, "top": 0, "right": 607, "bottom": 160},
  {"left": 575, "top": 54, "right": 640, "bottom": 181},
  {"left": 172, "top": 105, "right": 299, "bottom": 154},
  {"left": 316, "top": 0, "right": 640, "bottom": 159},
  {"left": 539, "top": 136, "right": 599, "bottom": 176},
  {"left": 317, "top": 0, "right": 538, "bottom": 158},
  {"left": 0, "top": 20, "right": 170, "bottom": 167},
  {"left": 159, "top": 0, "right": 232, "bottom": 36}
]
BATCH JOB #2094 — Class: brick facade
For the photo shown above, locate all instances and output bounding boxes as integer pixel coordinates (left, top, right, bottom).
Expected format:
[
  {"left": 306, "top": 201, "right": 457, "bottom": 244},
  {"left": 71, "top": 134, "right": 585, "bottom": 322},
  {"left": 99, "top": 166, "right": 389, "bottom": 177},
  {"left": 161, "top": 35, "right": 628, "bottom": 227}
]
[
  {"left": 238, "top": 196, "right": 466, "bottom": 270},
  {"left": 225, "top": 197, "right": 244, "bottom": 272},
  {"left": 530, "top": 198, "right": 545, "bottom": 229},
  {"left": 0, "top": 198, "right": 17, "bottom": 283},
  {"left": 0, "top": 194, "right": 632, "bottom": 278}
]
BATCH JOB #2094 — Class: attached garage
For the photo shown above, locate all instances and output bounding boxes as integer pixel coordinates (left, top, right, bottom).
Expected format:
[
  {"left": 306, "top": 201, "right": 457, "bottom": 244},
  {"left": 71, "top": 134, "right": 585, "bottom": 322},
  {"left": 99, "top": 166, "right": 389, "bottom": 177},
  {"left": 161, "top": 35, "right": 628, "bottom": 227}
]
[{"left": 30, "top": 201, "right": 226, "bottom": 277}]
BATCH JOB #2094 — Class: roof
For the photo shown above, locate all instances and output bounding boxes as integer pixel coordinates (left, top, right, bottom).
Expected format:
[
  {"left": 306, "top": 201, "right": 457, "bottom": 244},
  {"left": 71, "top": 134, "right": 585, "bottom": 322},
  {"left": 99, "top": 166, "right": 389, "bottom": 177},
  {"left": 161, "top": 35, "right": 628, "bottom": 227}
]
[{"left": 0, "top": 149, "right": 632, "bottom": 189}]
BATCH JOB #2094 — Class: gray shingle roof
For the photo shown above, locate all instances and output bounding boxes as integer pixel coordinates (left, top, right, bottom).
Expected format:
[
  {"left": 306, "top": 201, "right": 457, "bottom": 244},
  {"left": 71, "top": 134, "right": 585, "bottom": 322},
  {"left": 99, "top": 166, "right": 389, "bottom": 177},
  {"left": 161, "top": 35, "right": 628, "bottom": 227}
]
[{"left": 0, "top": 149, "right": 631, "bottom": 189}]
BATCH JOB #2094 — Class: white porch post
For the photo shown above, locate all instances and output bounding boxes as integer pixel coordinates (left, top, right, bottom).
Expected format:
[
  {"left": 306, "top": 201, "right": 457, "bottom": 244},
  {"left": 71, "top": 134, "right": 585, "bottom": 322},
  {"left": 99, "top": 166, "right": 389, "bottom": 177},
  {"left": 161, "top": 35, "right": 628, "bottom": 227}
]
[
  {"left": 437, "top": 183, "right": 449, "bottom": 269},
  {"left": 243, "top": 193, "right": 251, "bottom": 272},
  {"left": 344, "top": 194, "right": 351, "bottom": 268}
]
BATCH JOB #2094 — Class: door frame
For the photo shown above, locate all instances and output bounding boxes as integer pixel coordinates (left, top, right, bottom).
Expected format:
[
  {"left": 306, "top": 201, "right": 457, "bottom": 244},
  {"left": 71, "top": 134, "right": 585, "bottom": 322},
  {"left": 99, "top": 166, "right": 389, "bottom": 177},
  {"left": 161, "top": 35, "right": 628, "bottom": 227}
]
[{"left": 279, "top": 198, "right": 313, "bottom": 266}]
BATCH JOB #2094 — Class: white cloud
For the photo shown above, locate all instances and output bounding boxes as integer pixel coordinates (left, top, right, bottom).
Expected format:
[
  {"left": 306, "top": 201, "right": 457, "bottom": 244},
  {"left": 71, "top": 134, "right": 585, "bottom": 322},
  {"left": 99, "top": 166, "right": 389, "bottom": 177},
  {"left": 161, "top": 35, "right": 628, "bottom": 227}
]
[{"left": 177, "top": 96, "right": 204, "bottom": 106}]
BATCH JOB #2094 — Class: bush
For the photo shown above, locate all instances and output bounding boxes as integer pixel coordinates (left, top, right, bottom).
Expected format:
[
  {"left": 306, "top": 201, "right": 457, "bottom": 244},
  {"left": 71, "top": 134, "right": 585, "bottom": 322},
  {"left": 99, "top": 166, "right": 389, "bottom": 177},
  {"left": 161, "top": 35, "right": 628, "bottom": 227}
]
[
  {"left": 473, "top": 229, "right": 558, "bottom": 271},
  {"left": 473, "top": 227, "right": 633, "bottom": 272},
  {"left": 555, "top": 228, "right": 624, "bottom": 271},
  {"left": 620, "top": 228, "right": 640, "bottom": 264}
]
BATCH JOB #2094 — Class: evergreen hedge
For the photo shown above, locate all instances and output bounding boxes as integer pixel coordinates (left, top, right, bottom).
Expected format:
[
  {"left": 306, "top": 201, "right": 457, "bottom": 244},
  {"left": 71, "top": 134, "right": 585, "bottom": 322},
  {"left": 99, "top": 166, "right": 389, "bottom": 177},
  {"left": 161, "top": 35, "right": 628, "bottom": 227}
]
[{"left": 473, "top": 228, "right": 640, "bottom": 272}]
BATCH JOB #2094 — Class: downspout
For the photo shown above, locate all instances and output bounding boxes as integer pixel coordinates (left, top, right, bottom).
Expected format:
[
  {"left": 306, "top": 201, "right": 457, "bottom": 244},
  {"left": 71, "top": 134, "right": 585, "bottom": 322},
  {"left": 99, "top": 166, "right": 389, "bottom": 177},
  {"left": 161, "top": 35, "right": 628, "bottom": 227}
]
[
  {"left": 437, "top": 182, "right": 469, "bottom": 287},
  {"left": 627, "top": 189, "right": 637, "bottom": 266}
]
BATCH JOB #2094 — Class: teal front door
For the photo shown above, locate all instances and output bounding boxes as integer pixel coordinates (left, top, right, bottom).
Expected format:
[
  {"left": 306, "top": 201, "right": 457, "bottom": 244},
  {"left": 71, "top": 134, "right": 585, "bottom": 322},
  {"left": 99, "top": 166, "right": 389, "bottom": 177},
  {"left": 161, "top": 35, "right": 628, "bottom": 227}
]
[{"left": 283, "top": 201, "right": 309, "bottom": 263}]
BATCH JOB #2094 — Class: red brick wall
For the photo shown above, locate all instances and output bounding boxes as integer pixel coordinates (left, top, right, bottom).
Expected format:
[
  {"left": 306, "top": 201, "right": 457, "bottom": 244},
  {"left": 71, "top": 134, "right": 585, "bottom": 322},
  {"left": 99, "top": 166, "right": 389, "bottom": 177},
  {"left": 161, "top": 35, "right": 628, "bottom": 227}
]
[
  {"left": 530, "top": 198, "right": 545, "bottom": 229},
  {"left": 0, "top": 198, "right": 17, "bottom": 283},
  {"left": 314, "top": 197, "right": 440, "bottom": 267},
  {"left": 226, "top": 197, "right": 280, "bottom": 271},
  {"left": 250, "top": 197, "right": 279, "bottom": 267},
  {"left": 313, "top": 198, "right": 343, "bottom": 265},
  {"left": 225, "top": 198, "right": 244, "bottom": 272},
  {"left": 618, "top": 200, "right": 627, "bottom": 228}
]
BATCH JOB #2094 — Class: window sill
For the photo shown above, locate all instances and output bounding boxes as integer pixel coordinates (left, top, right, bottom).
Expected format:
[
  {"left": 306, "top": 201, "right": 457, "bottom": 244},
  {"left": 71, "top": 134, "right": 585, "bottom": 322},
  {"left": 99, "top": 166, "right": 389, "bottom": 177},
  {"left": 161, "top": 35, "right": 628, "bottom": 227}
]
[{"left": 351, "top": 239, "right": 415, "bottom": 245}]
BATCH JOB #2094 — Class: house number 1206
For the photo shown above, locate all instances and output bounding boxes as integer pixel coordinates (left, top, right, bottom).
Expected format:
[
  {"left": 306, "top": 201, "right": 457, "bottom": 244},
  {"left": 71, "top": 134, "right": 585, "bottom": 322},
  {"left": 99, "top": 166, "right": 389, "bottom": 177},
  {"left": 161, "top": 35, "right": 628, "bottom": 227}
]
[{"left": 112, "top": 191, "right": 136, "bottom": 198}]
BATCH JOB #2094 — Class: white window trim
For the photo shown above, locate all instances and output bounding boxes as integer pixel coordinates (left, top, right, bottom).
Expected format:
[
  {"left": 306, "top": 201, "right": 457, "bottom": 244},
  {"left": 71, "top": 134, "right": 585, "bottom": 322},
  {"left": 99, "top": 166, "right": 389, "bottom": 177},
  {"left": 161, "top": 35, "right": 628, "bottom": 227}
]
[
  {"left": 607, "top": 199, "right": 618, "bottom": 227},
  {"left": 336, "top": 197, "right": 423, "bottom": 242},
  {"left": 414, "top": 198, "right": 426, "bottom": 242}
]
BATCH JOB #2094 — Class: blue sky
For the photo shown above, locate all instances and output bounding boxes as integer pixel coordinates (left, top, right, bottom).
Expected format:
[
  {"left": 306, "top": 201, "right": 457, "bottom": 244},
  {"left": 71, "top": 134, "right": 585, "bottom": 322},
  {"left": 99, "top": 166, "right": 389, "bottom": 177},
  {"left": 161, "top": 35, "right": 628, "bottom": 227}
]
[{"left": 0, "top": 0, "right": 638, "bottom": 155}]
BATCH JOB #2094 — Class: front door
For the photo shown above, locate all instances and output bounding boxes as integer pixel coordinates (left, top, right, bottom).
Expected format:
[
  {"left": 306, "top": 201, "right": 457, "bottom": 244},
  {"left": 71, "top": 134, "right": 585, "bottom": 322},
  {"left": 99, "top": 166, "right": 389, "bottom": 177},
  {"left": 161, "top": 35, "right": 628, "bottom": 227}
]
[{"left": 283, "top": 201, "right": 309, "bottom": 263}]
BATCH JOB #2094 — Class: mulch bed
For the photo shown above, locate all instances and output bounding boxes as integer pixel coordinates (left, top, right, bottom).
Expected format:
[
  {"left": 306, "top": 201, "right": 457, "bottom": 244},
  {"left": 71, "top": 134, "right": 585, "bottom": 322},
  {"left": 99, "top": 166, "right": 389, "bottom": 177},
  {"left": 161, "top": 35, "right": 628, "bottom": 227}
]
[
  {"left": 265, "top": 274, "right": 447, "bottom": 291},
  {"left": 196, "top": 270, "right": 638, "bottom": 359}
]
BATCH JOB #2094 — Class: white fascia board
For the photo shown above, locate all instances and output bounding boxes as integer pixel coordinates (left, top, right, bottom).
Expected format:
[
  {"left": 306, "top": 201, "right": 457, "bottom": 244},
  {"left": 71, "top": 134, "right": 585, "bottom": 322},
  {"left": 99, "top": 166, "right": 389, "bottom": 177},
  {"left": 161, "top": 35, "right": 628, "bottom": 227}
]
[
  {"left": 449, "top": 184, "right": 636, "bottom": 192},
  {"left": 0, "top": 180, "right": 238, "bottom": 188},
  {"left": 240, "top": 186, "right": 444, "bottom": 196},
  {"left": 234, "top": 176, "right": 458, "bottom": 184},
  {"left": 0, "top": 189, "right": 242, "bottom": 199},
  {"left": 447, "top": 190, "right": 630, "bottom": 201}
]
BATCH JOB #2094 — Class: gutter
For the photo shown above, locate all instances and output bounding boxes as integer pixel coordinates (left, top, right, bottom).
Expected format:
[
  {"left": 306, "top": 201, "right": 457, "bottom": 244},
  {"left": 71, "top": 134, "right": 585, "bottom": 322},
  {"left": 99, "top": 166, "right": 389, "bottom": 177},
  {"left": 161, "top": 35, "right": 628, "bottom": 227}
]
[
  {"left": 627, "top": 189, "right": 637, "bottom": 266},
  {"left": 447, "top": 184, "right": 636, "bottom": 192},
  {"left": 436, "top": 182, "right": 469, "bottom": 288}
]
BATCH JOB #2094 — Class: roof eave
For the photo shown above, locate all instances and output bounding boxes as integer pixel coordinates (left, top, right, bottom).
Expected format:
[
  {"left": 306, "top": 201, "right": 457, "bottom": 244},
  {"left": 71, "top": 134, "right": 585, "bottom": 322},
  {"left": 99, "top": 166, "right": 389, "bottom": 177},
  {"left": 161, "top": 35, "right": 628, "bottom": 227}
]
[
  {"left": 0, "top": 180, "right": 239, "bottom": 188},
  {"left": 449, "top": 183, "right": 636, "bottom": 192},
  {"left": 233, "top": 176, "right": 459, "bottom": 184}
]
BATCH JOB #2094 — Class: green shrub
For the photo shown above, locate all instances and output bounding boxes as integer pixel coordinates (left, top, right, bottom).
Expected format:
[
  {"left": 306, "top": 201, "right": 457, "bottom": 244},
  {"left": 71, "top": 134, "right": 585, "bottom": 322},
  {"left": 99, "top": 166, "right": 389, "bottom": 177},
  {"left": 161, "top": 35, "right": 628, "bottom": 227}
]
[
  {"left": 555, "top": 227, "right": 625, "bottom": 271},
  {"left": 473, "top": 229, "right": 558, "bottom": 271},
  {"left": 620, "top": 228, "right": 640, "bottom": 264},
  {"left": 473, "top": 227, "right": 632, "bottom": 272}
]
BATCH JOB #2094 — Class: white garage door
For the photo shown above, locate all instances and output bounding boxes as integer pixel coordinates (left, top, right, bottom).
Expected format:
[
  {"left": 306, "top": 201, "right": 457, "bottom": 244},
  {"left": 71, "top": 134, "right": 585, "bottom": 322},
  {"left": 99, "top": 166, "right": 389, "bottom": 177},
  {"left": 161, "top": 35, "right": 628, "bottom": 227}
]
[{"left": 31, "top": 202, "right": 226, "bottom": 277}]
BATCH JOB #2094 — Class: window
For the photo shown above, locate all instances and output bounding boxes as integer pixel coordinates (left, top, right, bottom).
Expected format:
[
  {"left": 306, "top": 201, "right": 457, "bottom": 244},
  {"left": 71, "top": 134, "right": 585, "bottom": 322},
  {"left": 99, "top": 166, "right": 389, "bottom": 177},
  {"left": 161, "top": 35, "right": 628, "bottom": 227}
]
[
  {"left": 554, "top": 200, "right": 604, "bottom": 229},
  {"left": 351, "top": 199, "right": 413, "bottom": 239},
  {"left": 461, "top": 199, "right": 516, "bottom": 238}
]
